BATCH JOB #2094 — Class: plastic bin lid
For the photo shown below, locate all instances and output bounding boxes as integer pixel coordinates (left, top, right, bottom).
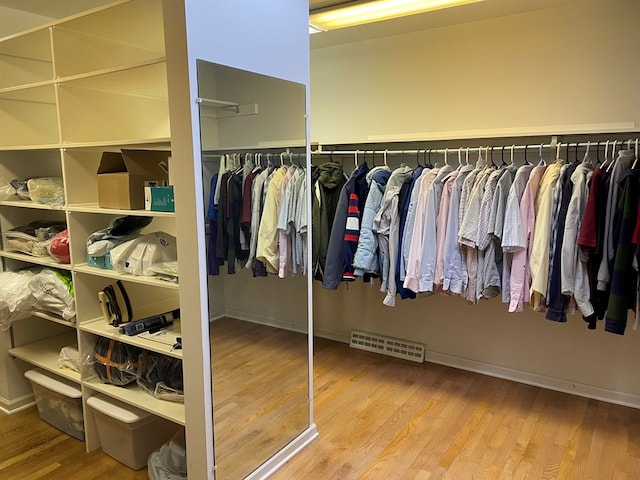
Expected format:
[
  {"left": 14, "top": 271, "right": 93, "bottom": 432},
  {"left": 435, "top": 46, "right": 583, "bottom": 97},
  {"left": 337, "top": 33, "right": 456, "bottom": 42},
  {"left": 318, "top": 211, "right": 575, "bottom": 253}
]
[
  {"left": 24, "top": 369, "right": 82, "bottom": 399},
  {"left": 86, "top": 394, "right": 152, "bottom": 423}
]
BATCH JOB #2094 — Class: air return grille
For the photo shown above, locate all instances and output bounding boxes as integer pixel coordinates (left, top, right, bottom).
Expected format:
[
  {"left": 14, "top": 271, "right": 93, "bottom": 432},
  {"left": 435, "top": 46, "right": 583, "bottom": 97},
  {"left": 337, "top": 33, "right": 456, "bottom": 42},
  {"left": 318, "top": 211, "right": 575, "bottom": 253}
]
[{"left": 350, "top": 331, "right": 425, "bottom": 363}]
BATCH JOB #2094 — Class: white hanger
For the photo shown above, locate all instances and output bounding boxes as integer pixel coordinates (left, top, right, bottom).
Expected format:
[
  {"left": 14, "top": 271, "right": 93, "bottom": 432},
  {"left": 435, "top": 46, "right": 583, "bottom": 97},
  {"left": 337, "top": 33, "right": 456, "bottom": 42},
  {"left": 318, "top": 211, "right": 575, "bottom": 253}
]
[
  {"left": 606, "top": 140, "right": 618, "bottom": 173},
  {"left": 511, "top": 145, "right": 515, "bottom": 165},
  {"left": 582, "top": 141, "right": 591, "bottom": 165},
  {"left": 383, "top": 149, "right": 388, "bottom": 168},
  {"left": 354, "top": 150, "right": 359, "bottom": 169},
  {"left": 457, "top": 148, "right": 462, "bottom": 168},
  {"left": 466, "top": 147, "right": 470, "bottom": 165},
  {"left": 555, "top": 141, "right": 562, "bottom": 162},
  {"left": 444, "top": 148, "right": 449, "bottom": 166},
  {"left": 538, "top": 144, "right": 546, "bottom": 166},
  {"left": 632, "top": 139, "right": 639, "bottom": 169}
]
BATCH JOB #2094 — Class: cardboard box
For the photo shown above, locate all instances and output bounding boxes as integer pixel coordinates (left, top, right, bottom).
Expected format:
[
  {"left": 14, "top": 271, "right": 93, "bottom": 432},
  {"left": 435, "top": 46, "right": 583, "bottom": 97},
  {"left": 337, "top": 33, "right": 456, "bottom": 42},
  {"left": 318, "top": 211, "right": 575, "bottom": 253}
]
[
  {"left": 97, "top": 149, "right": 170, "bottom": 210},
  {"left": 145, "top": 186, "right": 175, "bottom": 212}
]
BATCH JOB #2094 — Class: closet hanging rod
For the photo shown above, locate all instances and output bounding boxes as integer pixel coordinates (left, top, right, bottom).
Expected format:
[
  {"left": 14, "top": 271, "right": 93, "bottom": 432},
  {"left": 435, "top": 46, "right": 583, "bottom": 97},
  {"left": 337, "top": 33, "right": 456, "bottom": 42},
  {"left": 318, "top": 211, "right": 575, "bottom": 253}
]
[{"left": 310, "top": 139, "right": 638, "bottom": 156}]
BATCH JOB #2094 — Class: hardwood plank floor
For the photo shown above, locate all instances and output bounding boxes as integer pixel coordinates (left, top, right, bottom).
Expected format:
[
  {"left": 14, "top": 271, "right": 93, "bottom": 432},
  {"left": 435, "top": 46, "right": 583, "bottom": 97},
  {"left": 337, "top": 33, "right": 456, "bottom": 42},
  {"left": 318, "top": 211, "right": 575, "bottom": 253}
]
[
  {"left": 271, "top": 338, "right": 640, "bottom": 480},
  {"left": 3, "top": 334, "right": 640, "bottom": 479}
]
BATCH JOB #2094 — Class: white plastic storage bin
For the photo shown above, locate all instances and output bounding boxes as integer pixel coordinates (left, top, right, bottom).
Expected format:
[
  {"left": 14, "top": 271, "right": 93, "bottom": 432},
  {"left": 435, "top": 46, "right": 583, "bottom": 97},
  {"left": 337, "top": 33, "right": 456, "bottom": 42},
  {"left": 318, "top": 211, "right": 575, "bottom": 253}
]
[
  {"left": 86, "top": 394, "right": 178, "bottom": 470},
  {"left": 24, "top": 368, "right": 84, "bottom": 441}
]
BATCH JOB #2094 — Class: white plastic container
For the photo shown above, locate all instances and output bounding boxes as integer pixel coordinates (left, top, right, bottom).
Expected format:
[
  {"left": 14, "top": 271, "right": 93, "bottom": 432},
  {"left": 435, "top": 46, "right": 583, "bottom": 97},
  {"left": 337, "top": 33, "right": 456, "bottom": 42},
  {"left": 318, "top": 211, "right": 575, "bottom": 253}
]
[
  {"left": 87, "top": 394, "right": 178, "bottom": 470},
  {"left": 24, "top": 368, "right": 84, "bottom": 441}
]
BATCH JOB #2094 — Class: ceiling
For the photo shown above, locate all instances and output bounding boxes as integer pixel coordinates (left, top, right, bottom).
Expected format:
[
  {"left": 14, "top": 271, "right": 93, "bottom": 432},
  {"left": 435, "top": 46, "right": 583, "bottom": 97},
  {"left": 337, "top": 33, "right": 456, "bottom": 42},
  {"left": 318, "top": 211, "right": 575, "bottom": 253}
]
[
  {"left": 0, "top": 0, "right": 581, "bottom": 48},
  {"left": 309, "top": 0, "right": 582, "bottom": 48}
]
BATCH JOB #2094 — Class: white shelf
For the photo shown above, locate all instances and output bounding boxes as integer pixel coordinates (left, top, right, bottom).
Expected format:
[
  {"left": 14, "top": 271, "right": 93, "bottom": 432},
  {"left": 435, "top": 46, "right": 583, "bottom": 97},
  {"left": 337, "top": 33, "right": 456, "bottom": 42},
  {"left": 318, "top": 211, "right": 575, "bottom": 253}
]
[
  {"left": 80, "top": 317, "right": 182, "bottom": 359},
  {"left": 8, "top": 332, "right": 80, "bottom": 384},
  {"left": 0, "top": 199, "right": 66, "bottom": 210},
  {"left": 0, "top": 250, "right": 72, "bottom": 270},
  {"left": 84, "top": 379, "right": 185, "bottom": 425},
  {"left": 67, "top": 203, "right": 175, "bottom": 217},
  {"left": 33, "top": 311, "right": 76, "bottom": 327},
  {"left": 73, "top": 263, "right": 180, "bottom": 289}
]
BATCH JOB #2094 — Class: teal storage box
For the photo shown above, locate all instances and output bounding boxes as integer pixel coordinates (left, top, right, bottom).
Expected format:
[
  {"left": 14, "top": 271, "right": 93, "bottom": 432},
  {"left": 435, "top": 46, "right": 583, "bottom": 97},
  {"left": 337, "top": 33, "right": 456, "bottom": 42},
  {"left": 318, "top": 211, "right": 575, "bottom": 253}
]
[
  {"left": 87, "top": 253, "right": 112, "bottom": 269},
  {"left": 144, "top": 186, "right": 175, "bottom": 212}
]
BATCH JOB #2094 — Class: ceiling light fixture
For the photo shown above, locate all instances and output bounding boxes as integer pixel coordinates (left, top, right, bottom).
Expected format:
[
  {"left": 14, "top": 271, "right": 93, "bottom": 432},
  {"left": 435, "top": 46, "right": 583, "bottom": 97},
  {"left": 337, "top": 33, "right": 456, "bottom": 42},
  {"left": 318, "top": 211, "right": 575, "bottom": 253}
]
[
  {"left": 310, "top": 0, "right": 484, "bottom": 31},
  {"left": 309, "top": 24, "right": 325, "bottom": 34}
]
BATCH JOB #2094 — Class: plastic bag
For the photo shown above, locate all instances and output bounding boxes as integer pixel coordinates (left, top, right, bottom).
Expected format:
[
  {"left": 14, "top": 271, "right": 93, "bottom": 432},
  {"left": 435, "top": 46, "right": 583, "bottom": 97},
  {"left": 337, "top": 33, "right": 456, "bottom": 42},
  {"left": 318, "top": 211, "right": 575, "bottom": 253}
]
[
  {"left": 29, "top": 269, "right": 75, "bottom": 320},
  {"left": 3, "top": 221, "right": 66, "bottom": 257},
  {"left": 137, "top": 353, "right": 184, "bottom": 402},
  {"left": 0, "top": 177, "right": 17, "bottom": 201},
  {"left": 148, "top": 429, "right": 187, "bottom": 480},
  {"left": 0, "top": 271, "right": 36, "bottom": 330},
  {"left": 86, "top": 215, "right": 152, "bottom": 257},
  {"left": 92, "top": 337, "right": 146, "bottom": 386},
  {"left": 48, "top": 229, "right": 70, "bottom": 264},
  {"left": 11, "top": 179, "right": 29, "bottom": 200},
  {"left": 109, "top": 231, "right": 177, "bottom": 277},
  {"left": 27, "top": 177, "right": 64, "bottom": 206},
  {"left": 57, "top": 346, "right": 81, "bottom": 373}
]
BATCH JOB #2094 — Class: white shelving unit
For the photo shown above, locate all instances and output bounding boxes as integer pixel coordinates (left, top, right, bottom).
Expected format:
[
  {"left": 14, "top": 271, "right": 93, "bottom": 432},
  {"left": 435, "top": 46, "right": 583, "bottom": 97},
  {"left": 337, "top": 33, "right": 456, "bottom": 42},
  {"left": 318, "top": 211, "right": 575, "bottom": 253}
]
[{"left": 0, "top": 0, "right": 184, "bottom": 455}]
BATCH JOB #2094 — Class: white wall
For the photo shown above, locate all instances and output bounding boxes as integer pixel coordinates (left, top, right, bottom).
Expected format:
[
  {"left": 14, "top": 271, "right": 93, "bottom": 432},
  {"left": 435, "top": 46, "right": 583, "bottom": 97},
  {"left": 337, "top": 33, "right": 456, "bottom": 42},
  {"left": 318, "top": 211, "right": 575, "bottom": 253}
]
[
  {"left": 0, "top": 7, "right": 52, "bottom": 37},
  {"left": 308, "top": 0, "right": 640, "bottom": 407},
  {"left": 310, "top": 0, "right": 640, "bottom": 144}
]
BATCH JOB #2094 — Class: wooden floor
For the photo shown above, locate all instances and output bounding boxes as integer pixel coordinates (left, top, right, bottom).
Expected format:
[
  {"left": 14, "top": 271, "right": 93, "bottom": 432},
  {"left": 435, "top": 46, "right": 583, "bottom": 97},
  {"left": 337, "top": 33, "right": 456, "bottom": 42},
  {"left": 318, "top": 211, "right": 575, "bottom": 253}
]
[
  {"left": 271, "top": 338, "right": 640, "bottom": 480},
  {"left": 3, "top": 335, "right": 640, "bottom": 479}
]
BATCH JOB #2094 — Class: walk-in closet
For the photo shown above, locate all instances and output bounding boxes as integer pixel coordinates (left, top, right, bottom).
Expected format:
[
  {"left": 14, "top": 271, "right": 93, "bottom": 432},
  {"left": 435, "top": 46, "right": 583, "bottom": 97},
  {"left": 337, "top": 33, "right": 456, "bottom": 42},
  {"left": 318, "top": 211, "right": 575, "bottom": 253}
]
[{"left": 2, "top": 0, "right": 640, "bottom": 479}]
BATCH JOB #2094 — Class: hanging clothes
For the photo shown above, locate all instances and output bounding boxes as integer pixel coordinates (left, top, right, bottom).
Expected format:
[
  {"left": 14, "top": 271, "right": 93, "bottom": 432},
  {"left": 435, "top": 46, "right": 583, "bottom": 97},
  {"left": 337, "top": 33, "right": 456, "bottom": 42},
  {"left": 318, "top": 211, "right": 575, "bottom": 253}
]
[
  {"left": 476, "top": 168, "right": 505, "bottom": 300},
  {"left": 311, "top": 162, "right": 347, "bottom": 281},
  {"left": 529, "top": 160, "right": 564, "bottom": 310},
  {"left": 560, "top": 162, "right": 595, "bottom": 320},
  {"left": 605, "top": 168, "right": 640, "bottom": 334},
  {"left": 417, "top": 164, "right": 453, "bottom": 293},
  {"left": 508, "top": 164, "right": 546, "bottom": 312},
  {"left": 403, "top": 168, "right": 440, "bottom": 292},
  {"left": 256, "top": 166, "right": 288, "bottom": 274},
  {"left": 353, "top": 167, "right": 391, "bottom": 277},
  {"left": 373, "top": 165, "right": 413, "bottom": 306},
  {"left": 441, "top": 164, "right": 474, "bottom": 295},
  {"left": 545, "top": 162, "right": 578, "bottom": 322},
  {"left": 395, "top": 167, "right": 422, "bottom": 300},
  {"left": 434, "top": 169, "right": 459, "bottom": 289},
  {"left": 596, "top": 150, "right": 634, "bottom": 307},
  {"left": 322, "top": 162, "right": 370, "bottom": 289}
]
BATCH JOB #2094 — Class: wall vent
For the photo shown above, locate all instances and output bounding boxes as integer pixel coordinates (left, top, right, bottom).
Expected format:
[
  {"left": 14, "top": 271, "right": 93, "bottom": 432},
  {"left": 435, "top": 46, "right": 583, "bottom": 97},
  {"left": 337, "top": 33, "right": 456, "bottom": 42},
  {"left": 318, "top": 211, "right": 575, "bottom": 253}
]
[{"left": 350, "top": 331, "right": 425, "bottom": 363}]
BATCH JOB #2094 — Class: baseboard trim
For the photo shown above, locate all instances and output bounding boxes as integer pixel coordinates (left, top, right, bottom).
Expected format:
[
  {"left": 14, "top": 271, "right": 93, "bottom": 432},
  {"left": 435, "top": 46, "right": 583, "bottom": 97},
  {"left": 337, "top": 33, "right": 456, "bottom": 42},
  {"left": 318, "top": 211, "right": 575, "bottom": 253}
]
[
  {"left": 245, "top": 424, "right": 319, "bottom": 480},
  {"left": 0, "top": 393, "right": 35, "bottom": 415},
  {"left": 425, "top": 351, "right": 640, "bottom": 410},
  {"left": 312, "top": 330, "right": 640, "bottom": 410},
  {"left": 223, "top": 309, "right": 308, "bottom": 335},
  {"left": 313, "top": 326, "right": 350, "bottom": 344}
]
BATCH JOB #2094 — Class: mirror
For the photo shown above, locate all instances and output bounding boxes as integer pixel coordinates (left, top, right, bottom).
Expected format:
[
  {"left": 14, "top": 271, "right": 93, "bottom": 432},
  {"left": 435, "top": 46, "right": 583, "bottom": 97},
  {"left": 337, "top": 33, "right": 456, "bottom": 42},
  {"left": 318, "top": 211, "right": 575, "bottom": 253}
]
[{"left": 196, "top": 60, "right": 309, "bottom": 479}]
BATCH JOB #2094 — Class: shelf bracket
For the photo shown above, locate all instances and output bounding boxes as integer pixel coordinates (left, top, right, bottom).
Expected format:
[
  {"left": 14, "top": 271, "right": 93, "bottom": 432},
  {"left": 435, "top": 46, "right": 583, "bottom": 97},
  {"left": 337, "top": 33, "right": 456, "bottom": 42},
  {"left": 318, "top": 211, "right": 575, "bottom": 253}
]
[{"left": 196, "top": 97, "right": 258, "bottom": 118}]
